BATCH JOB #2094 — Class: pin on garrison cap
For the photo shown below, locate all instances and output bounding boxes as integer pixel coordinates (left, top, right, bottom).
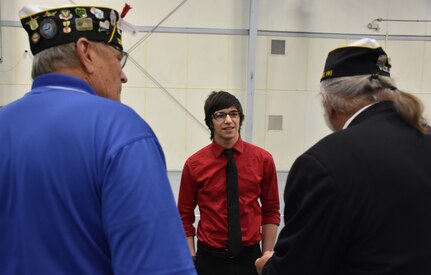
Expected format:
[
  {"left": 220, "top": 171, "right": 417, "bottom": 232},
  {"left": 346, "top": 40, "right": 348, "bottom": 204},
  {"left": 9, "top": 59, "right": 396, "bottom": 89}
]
[
  {"left": 320, "top": 38, "right": 391, "bottom": 82},
  {"left": 19, "top": 4, "right": 134, "bottom": 55}
]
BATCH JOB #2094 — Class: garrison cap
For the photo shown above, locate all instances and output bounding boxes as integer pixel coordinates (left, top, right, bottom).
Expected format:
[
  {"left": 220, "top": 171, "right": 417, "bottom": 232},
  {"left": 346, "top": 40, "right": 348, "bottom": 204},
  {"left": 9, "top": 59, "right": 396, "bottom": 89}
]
[
  {"left": 19, "top": 5, "right": 124, "bottom": 55},
  {"left": 321, "top": 38, "right": 391, "bottom": 82}
]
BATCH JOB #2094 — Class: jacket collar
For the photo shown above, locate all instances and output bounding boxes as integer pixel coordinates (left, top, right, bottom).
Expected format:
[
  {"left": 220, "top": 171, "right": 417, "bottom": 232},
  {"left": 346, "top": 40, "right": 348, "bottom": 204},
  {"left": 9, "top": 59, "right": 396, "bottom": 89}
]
[{"left": 348, "top": 101, "right": 395, "bottom": 128}]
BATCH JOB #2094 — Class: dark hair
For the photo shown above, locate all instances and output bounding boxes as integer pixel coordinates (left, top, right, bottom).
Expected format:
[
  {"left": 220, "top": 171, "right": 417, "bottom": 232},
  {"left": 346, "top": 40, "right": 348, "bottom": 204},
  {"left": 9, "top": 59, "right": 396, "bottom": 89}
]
[{"left": 204, "top": 91, "right": 245, "bottom": 140}]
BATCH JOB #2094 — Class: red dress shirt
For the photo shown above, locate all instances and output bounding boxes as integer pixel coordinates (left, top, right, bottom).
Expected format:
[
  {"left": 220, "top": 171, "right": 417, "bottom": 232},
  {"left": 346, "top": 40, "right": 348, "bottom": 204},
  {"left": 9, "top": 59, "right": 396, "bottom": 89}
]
[{"left": 178, "top": 138, "right": 280, "bottom": 249}]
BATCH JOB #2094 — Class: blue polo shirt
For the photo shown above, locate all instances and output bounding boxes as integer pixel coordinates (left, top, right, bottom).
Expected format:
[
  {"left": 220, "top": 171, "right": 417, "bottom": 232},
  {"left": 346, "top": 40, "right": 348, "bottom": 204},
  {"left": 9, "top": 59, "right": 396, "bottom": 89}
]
[{"left": 0, "top": 73, "right": 196, "bottom": 275}]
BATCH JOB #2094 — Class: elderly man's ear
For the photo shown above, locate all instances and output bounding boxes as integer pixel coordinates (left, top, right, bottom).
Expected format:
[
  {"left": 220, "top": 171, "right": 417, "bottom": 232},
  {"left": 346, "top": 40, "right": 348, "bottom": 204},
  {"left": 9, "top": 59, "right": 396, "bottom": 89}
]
[{"left": 75, "top": 38, "right": 97, "bottom": 74}]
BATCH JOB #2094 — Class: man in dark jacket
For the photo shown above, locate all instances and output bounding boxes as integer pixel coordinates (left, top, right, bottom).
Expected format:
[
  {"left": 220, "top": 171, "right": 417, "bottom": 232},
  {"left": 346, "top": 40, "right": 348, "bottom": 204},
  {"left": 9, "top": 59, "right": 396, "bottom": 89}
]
[{"left": 255, "top": 38, "right": 431, "bottom": 275}]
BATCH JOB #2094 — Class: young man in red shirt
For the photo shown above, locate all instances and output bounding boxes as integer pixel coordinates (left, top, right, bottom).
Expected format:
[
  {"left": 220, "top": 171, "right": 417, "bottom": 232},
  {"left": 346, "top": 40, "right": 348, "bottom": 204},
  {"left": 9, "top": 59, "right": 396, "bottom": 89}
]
[{"left": 178, "top": 91, "right": 280, "bottom": 275}]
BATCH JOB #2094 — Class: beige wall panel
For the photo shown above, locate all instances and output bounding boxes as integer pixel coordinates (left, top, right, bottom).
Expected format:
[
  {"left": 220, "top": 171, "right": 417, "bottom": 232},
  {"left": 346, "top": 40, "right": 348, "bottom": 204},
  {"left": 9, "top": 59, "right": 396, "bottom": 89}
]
[
  {"left": 251, "top": 89, "right": 330, "bottom": 171},
  {"left": 258, "top": 0, "right": 303, "bottom": 31},
  {"left": 8, "top": 0, "right": 431, "bottom": 35},
  {"left": 114, "top": 0, "right": 250, "bottom": 28},
  {"left": 172, "top": 0, "right": 250, "bottom": 29},
  {"left": 139, "top": 33, "right": 188, "bottom": 88},
  {"left": 128, "top": 1, "right": 195, "bottom": 26},
  {"left": 121, "top": 62, "right": 149, "bottom": 89},
  {"left": 10, "top": 1, "right": 177, "bottom": 25},
  {"left": 266, "top": 37, "right": 308, "bottom": 91},
  {"left": 226, "top": 36, "right": 248, "bottom": 91},
  {"left": 383, "top": 0, "right": 429, "bottom": 35},
  {"left": 266, "top": 91, "right": 308, "bottom": 170},
  {"left": 254, "top": 37, "right": 269, "bottom": 90},
  {"left": 12, "top": 0, "right": 250, "bottom": 28},
  {"left": 0, "top": 28, "right": 32, "bottom": 106},
  {"left": 182, "top": 117, "right": 212, "bottom": 160},
  {"left": 187, "top": 34, "right": 229, "bottom": 89},
  {"left": 182, "top": 89, "right": 213, "bottom": 160},
  {"left": 121, "top": 34, "right": 149, "bottom": 88},
  {"left": 420, "top": 42, "right": 431, "bottom": 95},
  {"left": 123, "top": 34, "right": 247, "bottom": 94},
  {"left": 258, "top": 0, "right": 429, "bottom": 35},
  {"left": 250, "top": 89, "right": 267, "bottom": 147},
  {"left": 0, "top": 28, "right": 32, "bottom": 84},
  {"left": 386, "top": 41, "right": 424, "bottom": 93},
  {"left": 258, "top": 0, "right": 387, "bottom": 34},
  {"left": 140, "top": 87, "right": 188, "bottom": 169}
]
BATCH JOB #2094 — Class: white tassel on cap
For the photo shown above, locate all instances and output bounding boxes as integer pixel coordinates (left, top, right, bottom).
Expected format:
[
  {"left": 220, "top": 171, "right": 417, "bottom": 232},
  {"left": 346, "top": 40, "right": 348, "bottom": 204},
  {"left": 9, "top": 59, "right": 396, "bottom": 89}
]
[
  {"left": 349, "top": 38, "right": 381, "bottom": 48},
  {"left": 18, "top": 5, "right": 51, "bottom": 18}
]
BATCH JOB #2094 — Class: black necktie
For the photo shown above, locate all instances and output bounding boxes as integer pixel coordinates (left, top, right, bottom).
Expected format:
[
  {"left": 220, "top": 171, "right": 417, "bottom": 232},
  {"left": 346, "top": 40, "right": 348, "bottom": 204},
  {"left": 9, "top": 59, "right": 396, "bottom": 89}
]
[{"left": 225, "top": 149, "right": 243, "bottom": 258}]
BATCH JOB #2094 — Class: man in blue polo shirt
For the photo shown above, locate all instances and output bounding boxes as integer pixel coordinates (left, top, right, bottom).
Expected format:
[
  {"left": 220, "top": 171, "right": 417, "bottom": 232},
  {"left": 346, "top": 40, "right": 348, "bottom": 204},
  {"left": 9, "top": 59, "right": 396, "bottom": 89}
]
[{"left": 0, "top": 4, "right": 196, "bottom": 275}]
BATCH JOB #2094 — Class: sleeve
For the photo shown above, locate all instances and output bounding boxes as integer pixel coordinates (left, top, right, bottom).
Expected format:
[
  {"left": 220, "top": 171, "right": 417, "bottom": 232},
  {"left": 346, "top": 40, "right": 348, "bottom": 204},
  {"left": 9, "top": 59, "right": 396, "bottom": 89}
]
[
  {"left": 101, "top": 137, "right": 196, "bottom": 275},
  {"left": 260, "top": 153, "right": 281, "bottom": 225},
  {"left": 263, "top": 153, "right": 346, "bottom": 275},
  {"left": 177, "top": 160, "right": 198, "bottom": 237}
]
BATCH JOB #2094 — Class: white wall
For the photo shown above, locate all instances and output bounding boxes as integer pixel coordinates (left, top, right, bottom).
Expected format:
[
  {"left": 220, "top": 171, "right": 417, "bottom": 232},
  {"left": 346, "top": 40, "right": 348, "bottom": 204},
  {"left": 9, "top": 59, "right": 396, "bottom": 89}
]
[{"left": 1, "top": 0, "right": 431, "bottom": 174}]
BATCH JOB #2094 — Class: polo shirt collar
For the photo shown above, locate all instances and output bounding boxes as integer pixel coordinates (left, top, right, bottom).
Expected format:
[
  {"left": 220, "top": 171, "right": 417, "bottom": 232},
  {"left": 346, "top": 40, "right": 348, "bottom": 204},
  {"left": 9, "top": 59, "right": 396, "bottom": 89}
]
[{"left": 31, "top": 73, "right": 97, "bottom": 96}]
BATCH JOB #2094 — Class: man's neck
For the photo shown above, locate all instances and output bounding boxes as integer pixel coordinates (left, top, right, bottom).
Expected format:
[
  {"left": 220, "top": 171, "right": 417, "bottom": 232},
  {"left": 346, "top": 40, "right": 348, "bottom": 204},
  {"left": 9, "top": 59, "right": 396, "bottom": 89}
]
[{"left": 214, "top": 136, "right": 239, "bottom": 149}]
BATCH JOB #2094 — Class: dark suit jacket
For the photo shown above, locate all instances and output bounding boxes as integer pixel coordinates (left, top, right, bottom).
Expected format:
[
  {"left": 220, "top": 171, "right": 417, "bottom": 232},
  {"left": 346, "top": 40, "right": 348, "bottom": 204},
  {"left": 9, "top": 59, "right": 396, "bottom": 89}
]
[{"left": 264, "top": 101, "right": 431, "bottom": 274}]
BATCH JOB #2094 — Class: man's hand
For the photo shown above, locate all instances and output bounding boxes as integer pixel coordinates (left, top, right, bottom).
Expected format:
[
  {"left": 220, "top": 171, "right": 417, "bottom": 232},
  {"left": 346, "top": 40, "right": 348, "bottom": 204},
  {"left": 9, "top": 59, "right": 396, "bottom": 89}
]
[{"left": 255, "top": 250, "right": 274, "bottom": 275}]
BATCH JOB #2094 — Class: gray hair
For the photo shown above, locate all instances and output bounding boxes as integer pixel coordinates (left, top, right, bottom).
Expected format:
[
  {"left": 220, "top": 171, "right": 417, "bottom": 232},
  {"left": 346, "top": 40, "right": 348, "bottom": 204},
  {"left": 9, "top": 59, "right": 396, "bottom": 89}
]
[
  {"left": 32, "top": 42, "right": 80, "bottom": 79},
  {"left": 320, "top": 75, "right": 430, "bottom": 135}
]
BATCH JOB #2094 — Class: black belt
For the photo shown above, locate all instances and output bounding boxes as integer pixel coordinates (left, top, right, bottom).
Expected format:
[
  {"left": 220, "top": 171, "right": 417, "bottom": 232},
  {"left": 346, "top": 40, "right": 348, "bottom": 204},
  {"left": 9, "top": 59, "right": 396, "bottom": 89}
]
[{"left": 197, "top": 242, "right": 259, "bottom": 259}]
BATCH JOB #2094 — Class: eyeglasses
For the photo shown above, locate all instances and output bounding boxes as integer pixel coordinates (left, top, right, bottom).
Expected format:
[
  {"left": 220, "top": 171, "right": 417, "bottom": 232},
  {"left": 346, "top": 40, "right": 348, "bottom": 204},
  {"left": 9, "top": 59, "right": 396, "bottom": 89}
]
[
  {"left": 211, "top": 111, "right": 240, "bottom": 121},
  {"left": 119, "top": 51, "right": 128, "bottom": 68},
  {"left": 107, "top": 45, "right": 128, "bottom": 68}
]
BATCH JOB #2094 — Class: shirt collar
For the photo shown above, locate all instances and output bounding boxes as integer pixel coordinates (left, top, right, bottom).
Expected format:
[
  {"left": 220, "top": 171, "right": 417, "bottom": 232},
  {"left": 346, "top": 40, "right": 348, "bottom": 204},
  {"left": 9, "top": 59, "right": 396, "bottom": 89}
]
[
  {"left": 343, "top": 103, "right": 377, "bottom": 129},
  {"left": 211, "top": 137, "right": 244, "bottom": 158},
  {"left": 31, "top": 73, "right": 97, "bottom": 95}
]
